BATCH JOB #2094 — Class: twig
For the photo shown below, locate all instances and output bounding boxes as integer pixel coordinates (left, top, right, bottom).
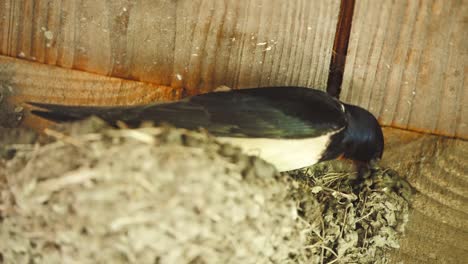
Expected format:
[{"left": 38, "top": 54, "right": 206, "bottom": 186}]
[
  {"left": 44, "top": 128, "right": 84, "bottom": 147},
  {"left": 339, "top": 204, "right": 352, "bottom": 240},
  {"left": 355, "top": 210, "right": 374, "bottom": 224}
]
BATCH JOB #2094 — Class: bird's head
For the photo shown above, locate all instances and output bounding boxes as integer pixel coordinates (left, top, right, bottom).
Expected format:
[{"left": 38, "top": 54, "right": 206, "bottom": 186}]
[{"left": 341, "top": 103, "right": 384, "bottom": 164}]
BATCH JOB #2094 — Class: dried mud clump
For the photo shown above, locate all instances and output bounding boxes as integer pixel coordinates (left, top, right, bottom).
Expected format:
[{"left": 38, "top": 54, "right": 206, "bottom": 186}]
[
  {"left": 0, "top": 118, "right": 412, "bottom": 264},
  {"left": 0, "top": 120, "right": 309, "bottom": 264}
]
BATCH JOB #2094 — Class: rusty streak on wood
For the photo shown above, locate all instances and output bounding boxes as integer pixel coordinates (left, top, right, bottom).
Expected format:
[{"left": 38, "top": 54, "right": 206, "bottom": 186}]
[
  {"left": 326, "top": 0, "right": 355, "bottom": 98},
  {"left": 0, "top": 0, "right": 341, "bottom": 94},
  {"left": 341, "top": 0, "right": 467, "bottom": 139}
]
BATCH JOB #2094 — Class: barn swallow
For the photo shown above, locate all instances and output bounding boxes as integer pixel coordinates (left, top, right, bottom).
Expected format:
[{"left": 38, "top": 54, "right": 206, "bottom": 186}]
[{"left": 29, "top": 87, "right": 384, "bottom": 172}]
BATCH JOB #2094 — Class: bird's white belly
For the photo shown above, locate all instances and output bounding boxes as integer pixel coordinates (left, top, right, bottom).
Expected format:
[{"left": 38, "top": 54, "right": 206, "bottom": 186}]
[{"left": 216, "top": 132, "right": 335, "bottom": 172}]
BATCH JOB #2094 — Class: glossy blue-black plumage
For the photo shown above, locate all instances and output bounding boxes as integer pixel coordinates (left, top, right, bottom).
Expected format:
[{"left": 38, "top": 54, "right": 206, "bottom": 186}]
[
  {"left": 29, "top": 87, "right": 384, "bottom": 163},
  {"left": 30, "top": 87, "right": 346, "bottom": 139},
  {"left": 341, "top": 103, "right": 384, "bottom": 162}
]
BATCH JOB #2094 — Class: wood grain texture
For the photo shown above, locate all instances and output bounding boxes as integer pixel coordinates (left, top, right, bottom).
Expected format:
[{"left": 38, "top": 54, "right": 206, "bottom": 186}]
[
  {"left": 0, "top": 55, "right": 183, "bottom": 130},
  {"left": 341, "top": 0, "right": 468, "bottom": 139},
  {"left": 382, "top": 128, "right": 468, "bottom": 264},
  {"left": 0, "top": 0, "right": 340, "bottom": 94}
]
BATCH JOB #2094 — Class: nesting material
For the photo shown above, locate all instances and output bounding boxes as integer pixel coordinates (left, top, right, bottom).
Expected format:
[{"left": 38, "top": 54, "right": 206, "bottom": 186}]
[
  {"left": 288, "top": 161, "right": 412, "bottom": 263},
  {"left": 0, "top": 120, "right": 308, "bottom": 264},
  {"left": 0, "top": 84, "right": 24, "bottom": 127},
  {"left": 0, "top": 118, "right": 411, "bottom": 264}
]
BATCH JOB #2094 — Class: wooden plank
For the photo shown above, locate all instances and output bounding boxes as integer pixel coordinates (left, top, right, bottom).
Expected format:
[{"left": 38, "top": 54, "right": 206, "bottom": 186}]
[
  {"left": 382, "top": 128, "right": 468, "bottom": 263},
  {"left": 0, "top": 55, "right": 182, "bottom": 131},
  {"left": 0, "top": 0, "right": 340, "bottom": 94},
  {"left": 341, "top": 0, "right": 468, "bottom": 139}
]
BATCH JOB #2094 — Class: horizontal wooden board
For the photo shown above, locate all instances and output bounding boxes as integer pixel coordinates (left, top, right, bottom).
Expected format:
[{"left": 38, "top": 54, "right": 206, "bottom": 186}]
[
  {"left": 0, "top": 55, "right": 182, "bottom": 131},
  {"left": 382, "top": 128, "right": 468, "bottom": 264},
  {"left": 0, "top": 0, "right": 340, "bottom": 94},
  {"left": 341, "top": 0, "right": 467, "bottom": 139}
]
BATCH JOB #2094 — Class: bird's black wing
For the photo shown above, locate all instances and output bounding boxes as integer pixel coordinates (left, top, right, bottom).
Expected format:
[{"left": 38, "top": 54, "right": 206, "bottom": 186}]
[{"left": 30, "top": 87, "right": 347, "bottom": 139}]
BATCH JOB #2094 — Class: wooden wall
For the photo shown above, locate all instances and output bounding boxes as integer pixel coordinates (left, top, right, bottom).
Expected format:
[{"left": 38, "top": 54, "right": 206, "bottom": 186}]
[
  {"left": 0, "top": 0, "right": 466, "bottom": 139},
  {"left": 341, "top": 0, "right": 467, "bottom": 138},
  {"left": 0, "top": 0, "right": 340, "bottom": 94},
  {"left": 0, "top": 1, "right": 467, "bottom": 263}
]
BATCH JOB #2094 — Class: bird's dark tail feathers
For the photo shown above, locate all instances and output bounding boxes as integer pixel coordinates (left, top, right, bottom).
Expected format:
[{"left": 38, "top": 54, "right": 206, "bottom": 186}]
[
  {"left": 31, "top": 109, "right": 82, "bottom": 122},
  {"left": 28, "top": 102, "right": 125, "bottom": 123}
]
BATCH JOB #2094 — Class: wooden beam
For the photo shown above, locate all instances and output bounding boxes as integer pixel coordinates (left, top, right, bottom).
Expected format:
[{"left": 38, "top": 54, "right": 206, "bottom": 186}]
[
  {"left": 382, "top": 128, "right": 468, "bottom": 263},
  {"left": 341, "top": 0, "right": 467, "bottom": 139},
  {"left": 0, "top": 55, "right": 182, "bottom": 131}
]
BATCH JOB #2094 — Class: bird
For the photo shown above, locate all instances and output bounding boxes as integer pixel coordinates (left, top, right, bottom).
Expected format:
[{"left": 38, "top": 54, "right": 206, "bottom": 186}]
[{"left": 29, "top": 86, "right": 384, "bottom": 172}]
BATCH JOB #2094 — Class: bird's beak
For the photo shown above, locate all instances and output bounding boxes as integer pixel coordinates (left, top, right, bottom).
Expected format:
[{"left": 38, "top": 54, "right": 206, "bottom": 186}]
[
  {"left": 336, "top": 153, "right": 346, "bottom": 161},
  {"left": 336, "top": 154, "right": 380, "bottom": 179},
  {"left": 368, "top": 159, "right": 381, "bottom": 170}
]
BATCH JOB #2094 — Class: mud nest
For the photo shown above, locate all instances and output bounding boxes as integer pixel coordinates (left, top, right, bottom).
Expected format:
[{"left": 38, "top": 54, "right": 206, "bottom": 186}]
[{"left": 0, "top": 118, "right": 412, "bottom": 264}]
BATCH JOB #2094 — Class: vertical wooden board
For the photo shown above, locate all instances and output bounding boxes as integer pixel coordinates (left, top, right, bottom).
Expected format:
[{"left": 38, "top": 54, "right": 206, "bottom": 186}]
[
  {"left": 54, "top": 0, "right": 75, "bottom": 68},
  {"left": 227, "top": 0, "right": 340, "bottom": 90},
  {"left": 0, "top": 0, "right": 340, "bottom": 93},
  {"left": 125, "top": 1, "right": 177, "bottom": 85},
  {"left": 167, "top": 0, "right": 340, "bottom": 94},
  {"left": 71, "top": 1, "right": 113, "bottom": 73},
  {"left": 341, "top": 0, "right": 468, "bottom": 139}
]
